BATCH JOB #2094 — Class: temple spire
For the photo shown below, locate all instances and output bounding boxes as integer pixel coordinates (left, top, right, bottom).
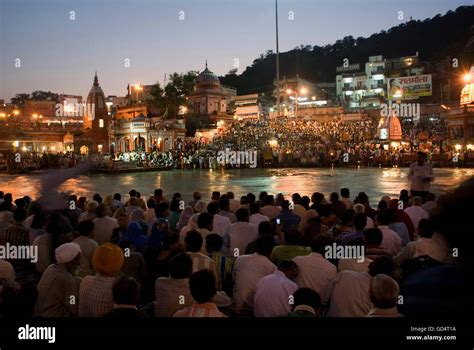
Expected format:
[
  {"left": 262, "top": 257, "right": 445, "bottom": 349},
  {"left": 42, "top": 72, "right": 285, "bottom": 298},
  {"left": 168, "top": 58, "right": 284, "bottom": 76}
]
[
  {"left": 205, "top": 59, "right": 208, "bottom": 69},
  {"left": 93, "top": 71, "right": 99, "bottom": 86}
]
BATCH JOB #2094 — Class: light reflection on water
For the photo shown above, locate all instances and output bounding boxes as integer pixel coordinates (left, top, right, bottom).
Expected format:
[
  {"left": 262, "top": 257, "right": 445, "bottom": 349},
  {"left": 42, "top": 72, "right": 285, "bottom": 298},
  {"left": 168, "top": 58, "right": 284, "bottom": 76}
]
[{"left": 0, "top": 168, "right": 472, "bottom": 206}]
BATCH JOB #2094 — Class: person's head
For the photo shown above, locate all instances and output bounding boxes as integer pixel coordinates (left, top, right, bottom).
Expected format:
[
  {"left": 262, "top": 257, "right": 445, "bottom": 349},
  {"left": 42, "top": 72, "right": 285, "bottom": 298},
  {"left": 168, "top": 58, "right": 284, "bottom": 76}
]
[
  {"left": 412, "top": 196, "right": 422, "bottom": 207},
  {"left": 226, "top": 191, "right": 235, "bottom": 200},
  {"left": 128, "top": 197, "right": 138, "bottom": 207},
  {"left": 95, "top": 203, "right": 108, "bottom": 218},
  {"left": 170, "top": 199, "right": 181, "bottom": 213},
  {"left": 353, "top": 203, "right": 366, "bottom": 214},
  {"left": 55, "top": 242, "right": 81, "bottom": 273},
  {"left": 255, "top": 236, "right": 275, "bottom": 257},
  {"left": 112, "top": 276, "right": 140, "bottom": 307},
  {"left": 235, "top": 207, "right": 249, "bottom": 222},
  {"left": 355, "top": 192, "right": 369, "bottom": 204},
  {"left": 146, "top": 198, "right": 156, "bottom": 210},
  {"left": 154, "top": 188, "right": 163, "bottom": 198},
  {"left": 292, "top": 193, "right": 302, "bottom": 204},
  {"left": 363, "top": 228, "right": 383, "bottom": 247},
  {"left": 189, "top": 269, "right": 216, "bottom": 304},
  {"left": 264, "top": 195, "right": 275, "bottom": 206},
  {"left": 281, "top": 200, "right": 291, "bottom": 211},
  {"left": 92, "top": 243, "right": 124, "bottom": 277},
  {"left": 113, "top": 193, "right": 121, "bottom": 201},
  {"left": 129, "top": 189, "right": 137, "bottom": 198},
  {"left": 240, "top": 196, "right": 248, "bottom": 205},
  {"left": 207, "top": 202, "right": 220, "bottom": 216},
  {"left": 399, "top": 190, "right": 410, "bottom": 203},
  {"left": 116, "top": 213, "right": 129, "bottom": 229},
  {"left": 14, "top": 198, "right": 26, "bottom": 209},
  {"left": 78, "top": 220, "right": 94, "bottom": 237},
  {"left": 340, "top": 210, "right": 354, "bottom": 226},
  {"left": 205, "top": 233, "right": 223, "bottom": 254},
  {"left": 310, "top": 234, "right": 333, "bottom": 255},
  {"left": 136, "top": 191, "right": 141, "bottom": 199},
  {"left": 278, "top": 260, "right": 298, "bottom": 280},
  {"left": 246, "top": 192, "right": 256, "bottom": 204},
  {"left": 193, "top": 200, "right": 208, "bottom": 214},
  {"left": 311, "top": 192, "right": 324, "bottom": 204},
  {"left": 154, "top": 202, "right": 169, "bottom": 218},
  {"left": 417, "top": 218, "right": 435, "bottom": 238},
  {"left": 162, "top": 232, "right": 180, "bottom": 250},
  {"left": 169, "top": 253, "right": 193, "bottom": 279},
  {"left": 284, "top": 228, "right": 301, "bottom": 245},
  {"left": 258, "top": 221, "right": 272, "bottom": 237},
  {"left": 301, "top": 196, "right": 310, "bottom": 209},
  {"left": 377, "top": 200, "right": 388, "bottom": 211},
  {"left": 185, "top": 230, "right": 203, "bottom": 253},
  {"left": 293, "top": 288, "right": 322, "bottom": 315},
  {"left": 197, "top": 212, "right": 214, "bottom": 231},
  {"left": 86, "top": 200, "right": 99, "bottom": 213},
  {"left": 193, "top": 191, "right": 201, "bottom": 201},
  {"left": 330, "top": 192, "right": 339, "bottom": 203},
  {"left": 249, "top": 202, "right": 260, "bottom": 215},
  {"left": 353, "top": 213, "right": 367, "bottom": 231},
  {"left": 340, "top": 188, "right": 350, "bottom": 199},
  {"left": 368, "top": 256, "right": 396, "bottom": 278},
  {"left": 416, "top": 151, "right": 426, "bottom": 165},
  {"left": 375, "top": 212, "right": 390, "bottom": 226},
  {"left": 211, "top": 191, "right": 220, "bottom": 201},
  {"left": 369, "top": 274, "right": 400, "bottom": 309},
  {"left": 93, "top": 193, "right": 102, "bottom": 204},
  {"left": 426, "top": 192, "right": 436, "bottom": 202},
  {"left": 259, "top": 191, "right": 268, "bottom": 202},
  {"left": 172, "top": 192, "right": 182, "bottom": 202},
  {"left": 13, "top": 208, "right": 27, "bottom": 223},
  {"left": 219, "top": 198, "right": 230, "bottom": 212}
]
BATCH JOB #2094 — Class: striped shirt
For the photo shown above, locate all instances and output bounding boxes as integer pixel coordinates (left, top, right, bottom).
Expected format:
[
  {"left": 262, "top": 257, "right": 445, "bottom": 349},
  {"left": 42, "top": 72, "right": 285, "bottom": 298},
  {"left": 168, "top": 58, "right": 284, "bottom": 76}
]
[
  {"left": 173, "top": 302, "right": 226, "bottom": 317},
  {"left": 209, "top": 252, "right": 234, "bottom": 285}
]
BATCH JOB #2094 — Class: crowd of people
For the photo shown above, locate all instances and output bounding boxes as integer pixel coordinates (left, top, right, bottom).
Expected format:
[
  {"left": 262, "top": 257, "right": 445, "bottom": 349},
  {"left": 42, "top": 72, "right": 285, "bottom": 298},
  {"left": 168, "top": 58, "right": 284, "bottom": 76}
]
[{"left": 0, "top": 172, "right": 469, "bottom": 318}]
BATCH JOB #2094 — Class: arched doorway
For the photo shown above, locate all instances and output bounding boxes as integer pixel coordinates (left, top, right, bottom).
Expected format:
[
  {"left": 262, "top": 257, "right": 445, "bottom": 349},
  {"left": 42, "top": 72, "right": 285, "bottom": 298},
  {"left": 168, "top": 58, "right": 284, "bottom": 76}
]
[{"left": 134, "top": 136, "right": 146, "bottom": 151}]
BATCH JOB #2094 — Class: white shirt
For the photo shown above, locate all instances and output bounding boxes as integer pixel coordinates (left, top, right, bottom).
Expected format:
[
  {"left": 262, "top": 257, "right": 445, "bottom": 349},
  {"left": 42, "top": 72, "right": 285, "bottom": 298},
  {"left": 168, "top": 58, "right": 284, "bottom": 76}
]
[
  {"left": 73, "top": 236, "right": 99, "bottom": 278},
  {"left": 232, "top": 253, "right": 276, "bottom": 312},
  {"left": 93, "top": 216, "right": 119, "bottom": 245},
  {"left": 421, "top": 201, "right": 436, "bottom": 213},
  {"left": 408, "top": 163, "right": 434, "bottom": 191},
  {"left": 254, "top": 270, "right": 298, "bottom": 317},
  {"left": 378, "top": 225, "right": 402, "bottom": 256},
  {"left": 260, "top": 205, "right": 282, "bottom": 220},
  {"left": 143, "top": 208, "right": 156, "bottom": 226},
  {"left": 341, "top": 198, "right": 354, "bottom": 209},
  {"left": 249, "top": 213, "right": 269, "bottom": 228},
  {"left": 212, "top": 214, "right": 231, "bottom": 237},
  {"left": 321, "top": 270, "right": 372, "bottom": 317},
  {"left": 293, "top": 204, "right": 308, "bottom": 231},
  {"left": 394, "top": 237, "right": 447, "bottom": 265},
  {"left": 227, "top": 222, "right": 259, "bottom": 256},
  {"left": 404, "top": 205, "right": 428, "bottom": 230},
  {"left": 292, "top": 252, "right": 337, "bottom": 294}
]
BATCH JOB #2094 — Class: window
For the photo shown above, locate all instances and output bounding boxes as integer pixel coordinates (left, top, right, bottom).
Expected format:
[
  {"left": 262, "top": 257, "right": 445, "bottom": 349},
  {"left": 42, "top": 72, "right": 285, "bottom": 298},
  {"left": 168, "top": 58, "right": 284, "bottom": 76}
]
[{"left": 99, "top": 119, "right": 104, "bottom": 128}]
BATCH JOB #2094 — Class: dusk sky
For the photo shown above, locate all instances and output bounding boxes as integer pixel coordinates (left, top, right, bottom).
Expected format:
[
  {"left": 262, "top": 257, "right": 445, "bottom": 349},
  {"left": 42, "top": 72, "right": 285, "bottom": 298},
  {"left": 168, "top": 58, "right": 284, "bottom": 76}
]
[{"left": 0, "top": 0, "right": 469, "bottom": 101}]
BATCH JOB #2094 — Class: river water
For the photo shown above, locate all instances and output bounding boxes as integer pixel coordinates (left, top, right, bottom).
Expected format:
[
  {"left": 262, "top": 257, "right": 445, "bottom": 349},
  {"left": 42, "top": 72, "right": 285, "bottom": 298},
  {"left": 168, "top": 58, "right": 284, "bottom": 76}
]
[{"left": 0, "top": 167, "right": 473, "bottom": 206}]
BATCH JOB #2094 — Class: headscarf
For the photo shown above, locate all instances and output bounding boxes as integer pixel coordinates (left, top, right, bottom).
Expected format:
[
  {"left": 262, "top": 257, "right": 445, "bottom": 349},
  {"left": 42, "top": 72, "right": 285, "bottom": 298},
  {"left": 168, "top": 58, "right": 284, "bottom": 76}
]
[
  {"left": 55, "top": 243, "right": 81, "bottom": 264},
  {"left": 177, "top": 206, "right": 194, "bottom": 231},
  {"left": 193, "top": 200, "right": 208, "bottom": 213},
  {"left": 130, "top": 208, "right": 144, "bottom": 222},
  {"left": 120, "top": 222, "right": 148, "bottom": 251},
  {"left": 92, "top": 243, "right": 124, "bottom": 276}
]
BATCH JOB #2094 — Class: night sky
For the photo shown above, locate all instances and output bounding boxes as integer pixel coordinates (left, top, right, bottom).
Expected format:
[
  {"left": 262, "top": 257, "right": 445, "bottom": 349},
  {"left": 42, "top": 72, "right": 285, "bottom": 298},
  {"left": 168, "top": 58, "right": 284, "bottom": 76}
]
[{"left": 0, "top": 0, "right": 469, "bottom": 100}]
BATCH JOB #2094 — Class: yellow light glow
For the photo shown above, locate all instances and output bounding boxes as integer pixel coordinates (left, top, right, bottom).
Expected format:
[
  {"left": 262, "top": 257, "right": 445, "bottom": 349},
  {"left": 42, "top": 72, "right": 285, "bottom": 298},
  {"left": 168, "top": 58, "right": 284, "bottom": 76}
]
[
  {"left": 32, "top": 114, "right": 38, "bottom": 119},
  {"left": 13, "top": 110, "right": 19, "bottom": 116},
  {"left": 0, "top": 113, "right": 6, "bottom": 118},
  {"left": 455, "top": 144, "right": 462, "bottom": 151},
  {"left": 12, "top": 141, "right": 19, "bottom": 147},
  {"left": 464, "top": 74, "right": 472, "bottom": 83},
  {"left": 134, "top": 84, "right": 143, "bottom": 91},
  {"left": 21, "top": 146, "right": 27, "bottom": 152},
  {"left": 312, "top": 96, "right": 316, "bottom": 100},
  {"left": 286, "top": 89, "right": 293, "bottom": 95},
  {"left": 467, "top": 144, "right": 474, "bottom": 151},
  {"left": 268, "top": 139, "right": 278, "bottom": 147},
  {"left": 299, "top": 87, "right": 308, "bottom": 95}
]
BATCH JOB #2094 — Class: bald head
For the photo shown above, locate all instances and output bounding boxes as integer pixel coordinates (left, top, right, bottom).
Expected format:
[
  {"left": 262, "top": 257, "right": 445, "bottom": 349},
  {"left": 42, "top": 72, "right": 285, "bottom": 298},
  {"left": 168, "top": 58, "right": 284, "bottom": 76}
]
[{"left": 369, "top": 274, "right": 400, "bottom": 309}]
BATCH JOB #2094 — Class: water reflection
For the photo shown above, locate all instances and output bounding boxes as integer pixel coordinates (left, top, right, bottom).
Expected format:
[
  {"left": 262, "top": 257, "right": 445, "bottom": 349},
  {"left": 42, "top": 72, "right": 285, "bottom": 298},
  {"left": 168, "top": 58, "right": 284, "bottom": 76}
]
[{"left": 0, "top": 168, "right": 472, "bottom": 206}]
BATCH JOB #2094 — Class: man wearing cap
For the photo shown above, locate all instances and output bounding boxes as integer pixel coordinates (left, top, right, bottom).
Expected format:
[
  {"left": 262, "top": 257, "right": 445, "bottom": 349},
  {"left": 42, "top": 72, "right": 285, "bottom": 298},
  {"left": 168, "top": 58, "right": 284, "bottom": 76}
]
[
  {"left": 35, "top": 242, "right": 81, "bottom": 317},
  {"left": 79, "top": 243, "right": 124, "bottom": 317}
]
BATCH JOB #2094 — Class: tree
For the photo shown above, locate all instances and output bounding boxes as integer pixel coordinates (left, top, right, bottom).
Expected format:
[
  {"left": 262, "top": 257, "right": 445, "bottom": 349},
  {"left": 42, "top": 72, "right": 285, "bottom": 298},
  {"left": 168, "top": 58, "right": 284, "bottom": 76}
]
[
  {"left": 31, "top": 90, "right": 59, "bottom": 101},
  {"left": 10, "top": 93, "right": 30, "bottom": 108},
  {"left": 146, "top": 82, "right": 165, "bottom": 114},
  {"left": 162, "top": 71, "right": 198, "bottom": 119}
]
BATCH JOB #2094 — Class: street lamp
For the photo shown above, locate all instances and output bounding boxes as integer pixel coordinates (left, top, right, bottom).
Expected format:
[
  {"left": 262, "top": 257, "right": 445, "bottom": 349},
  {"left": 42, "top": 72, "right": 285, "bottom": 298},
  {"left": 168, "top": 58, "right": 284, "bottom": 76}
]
[
  {"left": 13, "top": 110, "right": 19, "bottom": 116},
  {"left": 134, "top": 84, "right": 143, "bottom": 104},
  {"left": 463, "top": 73, "right": 472, "bottom": 83}
]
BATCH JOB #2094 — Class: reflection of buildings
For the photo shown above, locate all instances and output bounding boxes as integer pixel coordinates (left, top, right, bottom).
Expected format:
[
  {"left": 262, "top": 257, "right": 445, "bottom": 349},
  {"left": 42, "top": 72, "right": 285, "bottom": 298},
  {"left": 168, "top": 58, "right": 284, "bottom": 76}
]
[{"left": 187, "top": 63, "right": 236, "bottom": 121}]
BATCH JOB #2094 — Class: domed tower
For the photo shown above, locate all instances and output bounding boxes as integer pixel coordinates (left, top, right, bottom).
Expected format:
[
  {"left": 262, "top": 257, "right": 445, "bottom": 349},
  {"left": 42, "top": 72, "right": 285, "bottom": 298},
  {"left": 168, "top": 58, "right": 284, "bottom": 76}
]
[{"left": 80, "top": 72, "right": 110, "bottom": 153}]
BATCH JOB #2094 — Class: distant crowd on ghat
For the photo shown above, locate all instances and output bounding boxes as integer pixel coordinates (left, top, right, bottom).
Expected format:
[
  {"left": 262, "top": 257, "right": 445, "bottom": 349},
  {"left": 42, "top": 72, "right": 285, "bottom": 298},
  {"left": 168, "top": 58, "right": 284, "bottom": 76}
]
[
  {"left": 5, "top": 116, "right": 470, "bottom": 172},
  {"left": 0, "top": 177, "right": 469, "bottom": 318}
]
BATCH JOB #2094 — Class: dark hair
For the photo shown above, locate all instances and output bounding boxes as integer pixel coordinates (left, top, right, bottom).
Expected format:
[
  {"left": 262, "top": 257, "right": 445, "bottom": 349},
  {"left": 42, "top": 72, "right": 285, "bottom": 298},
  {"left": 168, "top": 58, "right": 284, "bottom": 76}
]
[
  {"left": 278, "top": 260, "right": 298, "bottom": 272},
  {"left": 14, "top": 198, "right": 26, "bottom": 209},
  {"left": 284, "top": 229, "right": 301, "bottom": 245},
  {"left": 330, "top": 192, "right": 339, "bottom": 202},
  {"left": 364, "top": 228, "right": 383, "bottom": 246},
  {"left": 293, "top": 288, "right": 322, "bottom": 311},
  {"left": 113, "top": 193, "right": 121, "bottom": 200},
  {"left": 219, "top": 198, "right": 230, "bottom": 211},
  {"left": 264, "top": 195, "right": 274, "bottom": 206},
  {"left": 170, "top": 199, "right": 181, "bottom": 212},
  {"left": 136, "top": 192, "right": 141, "bottom": 199},
  {"left": 301, "top": 196, "right": 310, "bottom": 210},
  {"left": 226, "top": 191, "right": 235, "bottom": 199},
  {"left": 185, "top": 230, "right": 203, "bottom": 252},
  {"left": 377, "top": 200, "right": 388, "bottom": 211},
  {"left": 418, "top": 218, "right": 434, "bottom": 238},
  {"left": 240, "top": 196, "right": 247, "bottom": 205},
  {"left": 146, "top": 198, "right": 156, "bottom": 209},
  {"left": 292, "top": 193, "right": 302, "bottom": 204},
  {"left": 310, "top": 234, "right": 333, "bottom": 254},
  {"left": 255, "top": 236, "right": 275, "bottom": 257},
  {"left": 78, "top": 220, "right": 94, "bottom": 237},
  {"left": 189, "top": 269, "right": 216, "bottom": 303},
  {"left": 193, "top": 192, "right": 201, "bottom": 200},
  {"left": 93, "top": 193, "right": 103, "bottom": 204},
  {"left": 13, "top": 208, "right": 27, "bottom": 222},
  {"left": 205, "top": 233, "right": 223, "bottom": 253},
  {"left": 112, "top": 276, "right": 140, "bottom": 306},
  {"left": 154, "top": 202, "right": 169, "bottom": 218},
  {"left": 368, "top": 256, "right": 396, "bottom": 277},
  {"left": 31, "top": 211, "right": 45, "bottom": 230},
  {"left": 340, "top": 188, "right": 350, "bottom": 198},
  {"left": 282, "top": 200, "right": 290, "bottom": 211},
  {"left": 162, "top": 233, "right": 179, "bottom": 250},
  {"left": 197, "top": 212, "right": 213, "bottom": 229},
  {"left": 207, "top": 202, "right": 220, "bottom": 215},
  {"left": 259, "top": 191, "right": 268, "bottom": 201},
  {"left": 258, "top": 221, "right": 272, "bottom": 237},
  {"left": 211, "top": 191, "right": 221, "bottom": 200},
  {"left": 172, "top": 192, "right": 182, "bottom": 201},
  {"left": 249, "top": 202, "right": 260, "bottom": 215},
  {"left": 340, "top": 210, "right": 354, "bottom": 225},
  {"left": 236, "top": 208, "right": 249, "bottom": 222},
  {"left": 376, "top": 212, "right": 390, "bottom": 226},
  {"left": 246, "top": 193, "right": 256, "bottom": 204},
  {"left": 353, "top": 213, "right": 367, "bottom": 231},
  {"left": 169, "top": 253, "right": 193, "bottom": 279},
  {"left": 154, "top": 189, "right": 163, "bottom": 197},
  {"left": 95, "top": 203, "right": 107, "bottom": 218},
  {"left": 426, "top": 192, "right": 436, "bottom": 202}
]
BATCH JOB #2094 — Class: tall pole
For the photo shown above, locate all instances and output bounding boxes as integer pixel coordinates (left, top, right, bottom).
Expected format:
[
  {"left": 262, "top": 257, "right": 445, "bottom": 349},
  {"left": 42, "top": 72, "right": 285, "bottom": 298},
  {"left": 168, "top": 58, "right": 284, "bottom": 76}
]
[{"left": 275, "top": 0, "right": 280, "bottom": 119}]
